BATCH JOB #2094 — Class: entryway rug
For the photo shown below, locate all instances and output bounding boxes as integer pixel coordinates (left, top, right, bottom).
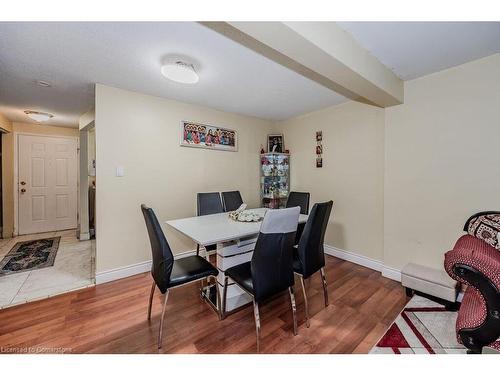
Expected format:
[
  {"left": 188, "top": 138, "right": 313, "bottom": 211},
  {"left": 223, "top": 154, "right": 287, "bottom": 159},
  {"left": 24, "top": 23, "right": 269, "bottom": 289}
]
[
  {"left": 0, "top": 237, "right": 61, "bottom": 276},
  {"left": 370, "top": 295, "right": 467, "bottom": 354}
]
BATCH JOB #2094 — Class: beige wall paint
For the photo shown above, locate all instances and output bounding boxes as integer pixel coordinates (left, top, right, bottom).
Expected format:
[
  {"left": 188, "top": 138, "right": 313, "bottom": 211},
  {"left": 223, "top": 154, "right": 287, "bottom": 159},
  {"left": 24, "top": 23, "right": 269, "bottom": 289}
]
[
  {"left": 384, "top": 53, "right": 500, "bottom": 271},
  {"left": 0, "top": 113, "right": 13, "bottom": 238},
  {"left": 2, "top": 131, "right": 14, "bottom": 238},
  {"left": 79, "top": 108, "right": 95, "bottom": 130},
  {"left": 0, "top": 112, "right": 13, "bottom": 133},
  {"left": 95, "top": 84, "right": 272, "bottom": 273},
  {"left": 273, "top": 101, "right": 385, "bottom": 261},
  {"left": 92, "top": 53, "right": 500, "bottom": 279},
  {"left": 1, "top": 122, "right": 78, "bottom": 238}
]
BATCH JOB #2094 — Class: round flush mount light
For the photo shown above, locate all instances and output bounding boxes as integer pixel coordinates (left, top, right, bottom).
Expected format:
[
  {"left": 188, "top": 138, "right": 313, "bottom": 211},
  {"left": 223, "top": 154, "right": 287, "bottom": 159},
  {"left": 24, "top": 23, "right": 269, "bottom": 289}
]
[
  {"left": 161, "top": 61, "right": 199, "bottom": 84},
  {"left": 24, "top": 110, "right": 54, "bottom": 122}
]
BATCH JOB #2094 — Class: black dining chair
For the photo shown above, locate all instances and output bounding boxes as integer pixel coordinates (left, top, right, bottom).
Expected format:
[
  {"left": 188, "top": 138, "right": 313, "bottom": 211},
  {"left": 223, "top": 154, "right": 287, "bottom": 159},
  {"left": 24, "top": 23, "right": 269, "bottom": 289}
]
[
  {"left": 222, "top": 206, "right": 301, "bottom": 352},
  {"left": 141, "top": 204, "right": 220, "bottom": 349},
  {"left": 293, "top": 201, "right": 333, "bottom": 328},
  {"left": 221, "top": 190, "right": 244, "bottom": 212},
  {"left": 286, "top": 191, "right": 310, "bottom": 245},
  {"left": 286, "top": 191, "right": 310, "bottom": 215},
  {"left": 196, "top": 192, "right": 224, "bottom": 256}
]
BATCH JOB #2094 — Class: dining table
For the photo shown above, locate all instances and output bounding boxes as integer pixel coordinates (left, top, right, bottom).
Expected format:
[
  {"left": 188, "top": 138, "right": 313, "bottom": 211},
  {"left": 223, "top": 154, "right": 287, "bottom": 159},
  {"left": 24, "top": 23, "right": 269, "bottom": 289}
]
[{"left": 166, "top": 207, "right": 308, "bottom": 314}]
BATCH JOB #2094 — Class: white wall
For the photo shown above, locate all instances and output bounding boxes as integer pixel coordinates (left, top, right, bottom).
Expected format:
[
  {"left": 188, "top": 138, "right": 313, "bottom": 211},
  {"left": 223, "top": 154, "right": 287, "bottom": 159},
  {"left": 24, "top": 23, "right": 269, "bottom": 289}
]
[
  {"left": 384, "top": 53, "right": 500, "bottom": 271},
  {"left": 95, "top": 85, "right": 271, "bottom": 273},
  {"left": 273, "top": 101, "right": 385, "bottom": 261}
]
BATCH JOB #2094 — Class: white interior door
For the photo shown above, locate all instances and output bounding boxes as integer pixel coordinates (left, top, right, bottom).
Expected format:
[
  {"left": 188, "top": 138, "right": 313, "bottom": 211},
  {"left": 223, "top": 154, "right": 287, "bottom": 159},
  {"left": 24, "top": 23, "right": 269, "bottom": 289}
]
[{"left": 18, "top": 134, "right": 78, "bottom": 235}]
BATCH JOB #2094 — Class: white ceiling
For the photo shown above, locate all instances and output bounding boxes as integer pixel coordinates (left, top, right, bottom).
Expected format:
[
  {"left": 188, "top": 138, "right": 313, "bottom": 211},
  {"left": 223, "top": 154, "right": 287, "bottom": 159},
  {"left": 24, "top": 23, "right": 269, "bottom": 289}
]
[
  {"left": 0, "top": 22, "right": 347, "bottom": 127},
  {"left": 337, "top": 22, "right": 500, "bottom": 80},
  {"left": 1, "top": 22, "right": 499, "bottom": 128}
]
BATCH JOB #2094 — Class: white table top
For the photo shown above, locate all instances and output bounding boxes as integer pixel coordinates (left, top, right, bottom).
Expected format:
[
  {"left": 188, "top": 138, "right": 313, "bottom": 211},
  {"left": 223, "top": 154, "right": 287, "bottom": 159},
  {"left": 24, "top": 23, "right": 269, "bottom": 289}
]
[{"left": 166, "top": 208, "right": 308, "bottom": 246}]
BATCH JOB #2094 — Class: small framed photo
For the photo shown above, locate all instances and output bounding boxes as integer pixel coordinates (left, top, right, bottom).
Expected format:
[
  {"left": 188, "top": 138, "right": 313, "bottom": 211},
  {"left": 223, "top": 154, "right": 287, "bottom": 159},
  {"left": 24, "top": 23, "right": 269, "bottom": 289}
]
[
  {"left": 316, "top": 157, "right": 323, "bottom": 168},
  {"left": 316, "top": 145, "right": 322, "bottom": 155},
  {"left": 316, "top": 131, "right": 322, "bottom": 142},
  {"left": 267, "top": 134, "right": 284, "bottom": 153}
]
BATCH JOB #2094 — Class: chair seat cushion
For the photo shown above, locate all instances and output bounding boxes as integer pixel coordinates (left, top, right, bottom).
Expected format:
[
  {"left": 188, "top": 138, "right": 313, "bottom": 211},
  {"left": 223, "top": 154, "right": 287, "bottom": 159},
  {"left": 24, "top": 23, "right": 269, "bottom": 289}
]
[
  {"left": 456, "top": 287, "right": 487, "bottom": 339},
  {"left": 168, "top": 255, "right": 218, "bottom": 288},
  {"left": 226, "top": 261, "right": 254, "bottom": 296}
]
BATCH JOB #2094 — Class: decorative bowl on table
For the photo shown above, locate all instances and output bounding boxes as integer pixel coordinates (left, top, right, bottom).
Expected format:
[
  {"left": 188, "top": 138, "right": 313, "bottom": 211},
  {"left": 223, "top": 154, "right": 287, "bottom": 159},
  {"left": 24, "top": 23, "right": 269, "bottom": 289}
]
[{"left": 228, "top": 204, "right": 262, "bottom": 222}]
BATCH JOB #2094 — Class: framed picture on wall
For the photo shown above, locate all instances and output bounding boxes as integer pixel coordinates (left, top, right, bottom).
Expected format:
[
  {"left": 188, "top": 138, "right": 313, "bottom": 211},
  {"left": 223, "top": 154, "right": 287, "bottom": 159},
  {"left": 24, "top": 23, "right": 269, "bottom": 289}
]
[
  {"left": 180, "top": 120, "right": 238, "bottom": 152},
  {"left": 267, "top": 134, "right": 284, "bottom": 153}
]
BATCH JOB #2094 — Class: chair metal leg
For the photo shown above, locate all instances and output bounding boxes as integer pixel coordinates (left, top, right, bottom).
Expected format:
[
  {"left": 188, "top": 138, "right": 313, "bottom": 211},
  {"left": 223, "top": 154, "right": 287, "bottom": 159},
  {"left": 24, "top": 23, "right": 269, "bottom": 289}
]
[
  {"left": 196, "top": 244, "right": 200, "bottom": 256},
  {"left": 200, "top": 277, "right": 206, "bottom": 299},
  {"left": 289, "top": 287, "right": 298, "bottom": 336},
  {"left": 320, "top": 267, "right": 329, "bottom": 307},
  {"left": 147, "top": 281, "right": 156, "bottom": 320},
  {"left": 157, "top": 290, "right": 170, "bottom": 349},
  {"left": 221, "top": 276, "right": 228, "bottom": 320},
  {"left": 253, "top": 299, "right": 261, "bottom": 352},
  {"left": 213, "top": 275, "right": 222, "bottom": 320},
  {"left": 299, "top": 276, "right": 310, "bottom": 328}
]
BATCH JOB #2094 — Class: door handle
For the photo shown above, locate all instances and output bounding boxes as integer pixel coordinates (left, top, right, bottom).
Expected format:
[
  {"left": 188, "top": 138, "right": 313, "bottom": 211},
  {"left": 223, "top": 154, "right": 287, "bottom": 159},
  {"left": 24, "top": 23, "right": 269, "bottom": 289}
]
[
  {"left": 20, "top": 181, "right": 26, "bottom": 185},
  {"left": 20, "top": 188, "right": 26, "bottom": 193}
]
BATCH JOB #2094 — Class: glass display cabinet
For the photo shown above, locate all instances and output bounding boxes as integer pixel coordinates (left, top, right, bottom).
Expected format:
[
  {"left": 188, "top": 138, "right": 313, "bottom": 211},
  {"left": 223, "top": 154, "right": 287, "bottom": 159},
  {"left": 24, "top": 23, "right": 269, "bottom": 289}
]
[{"left": 260, "top": 152, "right": 290, "bottom": 209}]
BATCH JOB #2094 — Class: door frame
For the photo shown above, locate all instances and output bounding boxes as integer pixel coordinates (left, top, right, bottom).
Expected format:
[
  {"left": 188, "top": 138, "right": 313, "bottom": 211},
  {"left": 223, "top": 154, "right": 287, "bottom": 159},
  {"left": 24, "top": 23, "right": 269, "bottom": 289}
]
[{"left": 13, "top": 132, "right": 79, "bottom": 236}]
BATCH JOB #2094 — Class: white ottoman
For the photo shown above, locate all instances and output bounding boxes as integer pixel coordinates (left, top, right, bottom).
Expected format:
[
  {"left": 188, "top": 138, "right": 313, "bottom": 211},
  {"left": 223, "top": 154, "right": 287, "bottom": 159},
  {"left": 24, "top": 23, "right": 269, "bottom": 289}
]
[{"left": 402, "top": 263, "right": 459, "bottom": 307}]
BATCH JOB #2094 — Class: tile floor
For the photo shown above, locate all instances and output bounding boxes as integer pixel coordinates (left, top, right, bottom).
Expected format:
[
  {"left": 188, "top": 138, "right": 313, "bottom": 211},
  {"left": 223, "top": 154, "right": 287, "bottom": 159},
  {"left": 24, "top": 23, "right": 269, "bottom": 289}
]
[{"left": 0, "top": 229, "right": 94, "bottom": 309}]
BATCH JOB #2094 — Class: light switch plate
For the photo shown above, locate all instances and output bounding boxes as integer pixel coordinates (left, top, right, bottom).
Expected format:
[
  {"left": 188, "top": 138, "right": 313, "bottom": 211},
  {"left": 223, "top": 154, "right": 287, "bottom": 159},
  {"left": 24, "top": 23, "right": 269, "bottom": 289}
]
[{"left": 116, "top": 166, "right": 125, "bottom": 177}]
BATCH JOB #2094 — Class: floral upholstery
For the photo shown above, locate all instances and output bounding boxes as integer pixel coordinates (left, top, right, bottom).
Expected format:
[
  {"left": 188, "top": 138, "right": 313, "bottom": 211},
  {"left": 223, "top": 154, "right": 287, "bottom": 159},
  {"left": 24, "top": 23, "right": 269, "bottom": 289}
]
[{"left": 466, "top": 213, "right": 500, "bottom": 249}]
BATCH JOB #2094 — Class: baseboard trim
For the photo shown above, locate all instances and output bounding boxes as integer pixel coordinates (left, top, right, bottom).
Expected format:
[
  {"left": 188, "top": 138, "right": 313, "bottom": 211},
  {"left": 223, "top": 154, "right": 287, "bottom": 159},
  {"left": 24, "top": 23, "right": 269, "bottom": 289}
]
[
  {"left": 381, "top": 266, "right": 402, "bottom": 282},
  {"left": 95, "top": 249, "right": 197, "bottom": 285},
  {"left": 97, "top": 245, "right": 404, "bottom": 285},
  {"left": 78, "top": 233, "right": 91, "bottom": 241},
  {"left": 324, "top": 245, "right": 383, "bottom": 272},
  {"left": 324, "top": 245, "right": 403, "bottom": 282}
]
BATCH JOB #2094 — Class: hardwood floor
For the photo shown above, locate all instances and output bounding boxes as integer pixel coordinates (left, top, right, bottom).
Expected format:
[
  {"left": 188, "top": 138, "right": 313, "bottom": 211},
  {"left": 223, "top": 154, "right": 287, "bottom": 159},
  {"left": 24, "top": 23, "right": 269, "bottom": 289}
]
[{"left": 0, "top": 256, "right": 409, "bottom": 353}]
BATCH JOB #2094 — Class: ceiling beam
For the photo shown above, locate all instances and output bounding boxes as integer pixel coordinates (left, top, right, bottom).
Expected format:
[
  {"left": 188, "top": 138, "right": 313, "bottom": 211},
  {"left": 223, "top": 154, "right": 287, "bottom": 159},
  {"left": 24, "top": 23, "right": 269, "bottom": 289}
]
[{"left": 200, "top": 22, "right": 403, "bottom": 108}]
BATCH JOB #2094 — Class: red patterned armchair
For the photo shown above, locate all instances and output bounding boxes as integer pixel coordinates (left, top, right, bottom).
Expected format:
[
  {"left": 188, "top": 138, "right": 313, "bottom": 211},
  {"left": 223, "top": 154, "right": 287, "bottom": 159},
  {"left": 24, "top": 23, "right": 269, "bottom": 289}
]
[{"left": 444, "top": 211, "right": 500, "bottom": 353}]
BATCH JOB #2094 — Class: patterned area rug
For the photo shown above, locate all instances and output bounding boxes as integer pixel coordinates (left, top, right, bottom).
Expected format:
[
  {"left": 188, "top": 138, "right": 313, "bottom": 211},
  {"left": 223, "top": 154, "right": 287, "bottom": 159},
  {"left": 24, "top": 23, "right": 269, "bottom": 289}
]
[
  {"left": 0, "top": 237, "right": 60, "bottom": 276},
  {"left": 370, "top": 295, "right": 467, "bottom": 354}
]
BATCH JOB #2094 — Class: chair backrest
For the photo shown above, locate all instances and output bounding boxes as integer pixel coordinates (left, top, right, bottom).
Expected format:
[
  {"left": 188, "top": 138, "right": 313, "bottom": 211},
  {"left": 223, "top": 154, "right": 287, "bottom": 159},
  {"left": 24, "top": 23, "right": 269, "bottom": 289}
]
[
  {"left": 141, "top": 204, "right": 174, "bottom": 293},
  {"left": 221, "top": 191, "right": 244, "bottom": 212},
  {"left": 251, "top": 206, "right": 300, "bottom": 302},
  {"left": 296, "top": 201, "right": 333, "bottom": 278},
  {"left": 286, "top": 191, "right": 310, "bottom": 215},
  {"left": 197, "top": 192, "right": 223, "bottom": 216}
]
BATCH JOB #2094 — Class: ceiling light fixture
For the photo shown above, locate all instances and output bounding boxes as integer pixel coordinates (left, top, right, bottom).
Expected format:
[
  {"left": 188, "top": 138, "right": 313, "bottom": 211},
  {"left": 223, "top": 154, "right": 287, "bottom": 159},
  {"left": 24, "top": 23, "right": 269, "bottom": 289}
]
[
  {"left": 161, "top": 61, "right": 199, "bottom": 84},
  {"left": 24, "top": 110, "right": 54, "bottom": 122}
]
